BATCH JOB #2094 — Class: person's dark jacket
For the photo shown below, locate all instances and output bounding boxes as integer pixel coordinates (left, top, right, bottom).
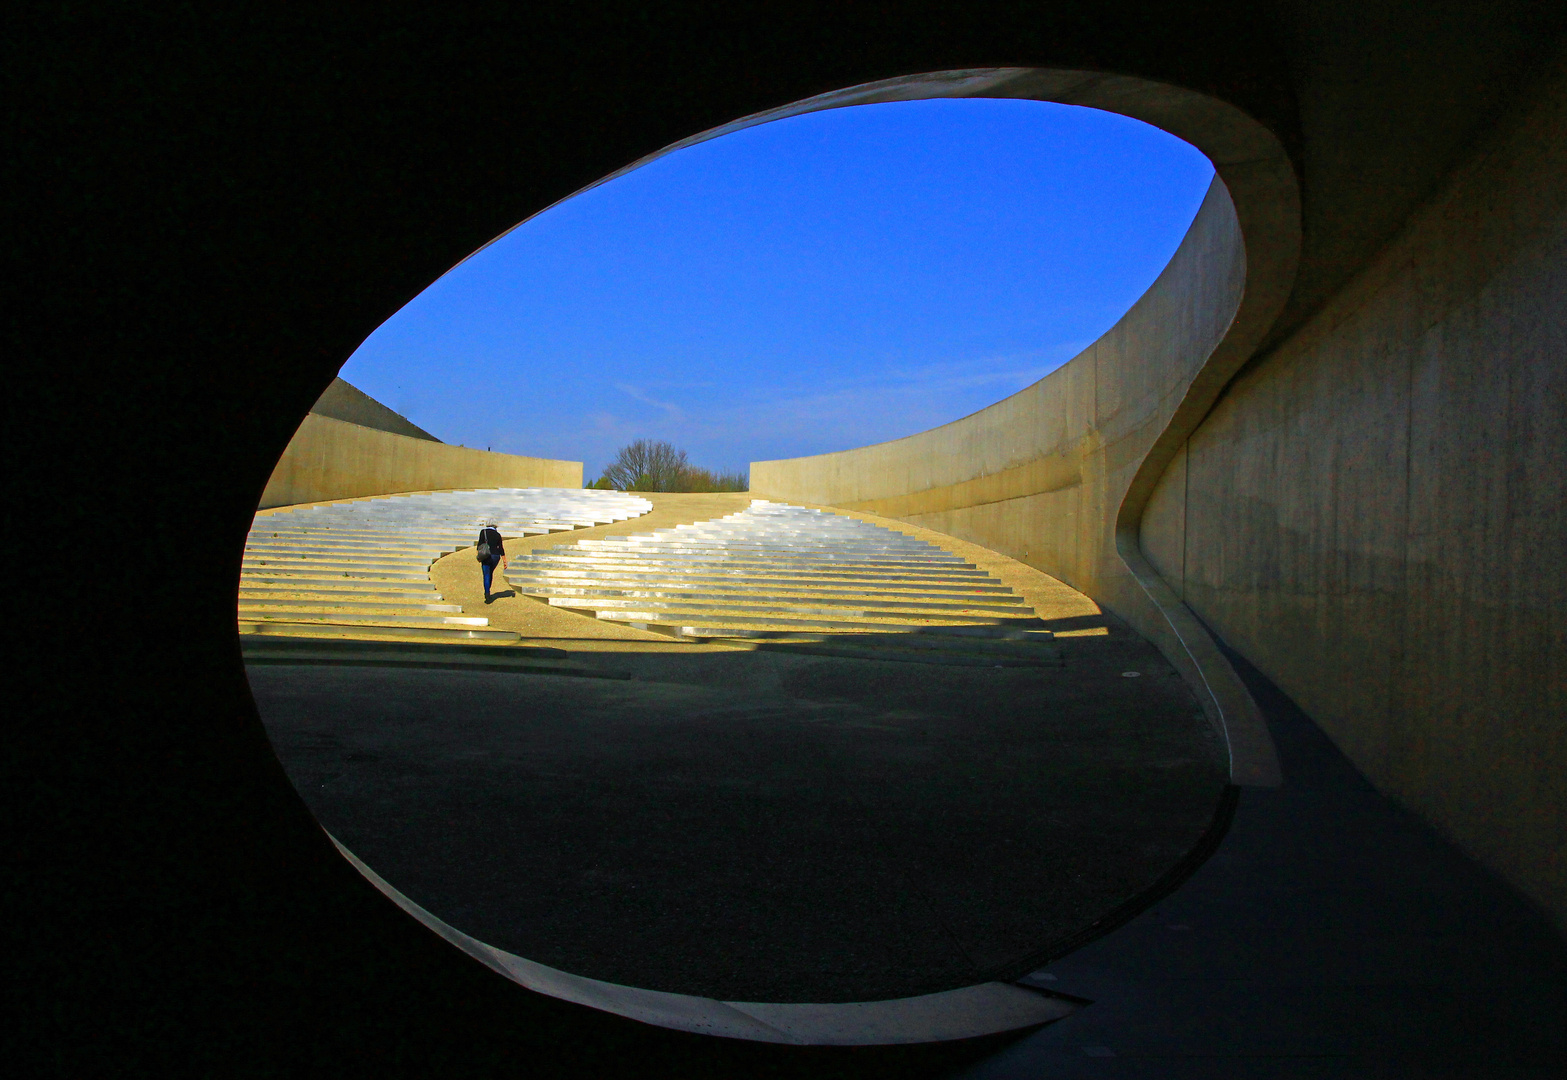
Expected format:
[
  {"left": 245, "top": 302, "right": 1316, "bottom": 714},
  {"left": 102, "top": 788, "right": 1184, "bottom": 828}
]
[{"left": 477, "top": 527, "right": 505, "bottom": 564}]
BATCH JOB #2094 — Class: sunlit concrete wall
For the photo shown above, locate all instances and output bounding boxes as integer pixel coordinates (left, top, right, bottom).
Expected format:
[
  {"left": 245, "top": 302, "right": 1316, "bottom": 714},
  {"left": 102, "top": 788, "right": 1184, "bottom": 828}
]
[
  {"left": 260, "top": 413, "right": 581, "bottom": 508},
  {"left": 753, "top": 64, "right": 1567, "bottom": 930},
  {"left": 754, "top": 176, "right": 1247, "bottom": 683},
  {"left": 308, "top": 377, "right": 439, "bottom": 441},
  {"left": 1140, "top": 59, "right": 1567, "bottom": 929}
]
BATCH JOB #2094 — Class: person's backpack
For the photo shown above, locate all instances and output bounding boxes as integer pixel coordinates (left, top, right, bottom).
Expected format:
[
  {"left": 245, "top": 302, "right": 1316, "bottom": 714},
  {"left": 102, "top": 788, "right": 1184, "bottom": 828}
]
[{"left": 475, "top": 529, "right": 493, "bottom": 562}]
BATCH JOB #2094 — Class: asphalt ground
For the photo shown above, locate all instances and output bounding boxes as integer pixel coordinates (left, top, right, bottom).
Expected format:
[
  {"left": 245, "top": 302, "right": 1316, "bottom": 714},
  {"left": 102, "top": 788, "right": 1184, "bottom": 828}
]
[{"left": 247, "top": 622, "right": 1229, "bottom": 1004}]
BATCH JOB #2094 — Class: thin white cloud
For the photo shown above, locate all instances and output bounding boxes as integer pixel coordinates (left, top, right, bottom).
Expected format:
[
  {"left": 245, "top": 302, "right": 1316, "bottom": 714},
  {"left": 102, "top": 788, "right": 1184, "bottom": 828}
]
[
  {"left": 547, "top": 347, "right": 1089, "bottom": 477},
  {"left": 674, "top": 345, "right": 1088, "bottom": 460},
  {"left": 613, "top": 382, "right": 687, "bottom": 421}
]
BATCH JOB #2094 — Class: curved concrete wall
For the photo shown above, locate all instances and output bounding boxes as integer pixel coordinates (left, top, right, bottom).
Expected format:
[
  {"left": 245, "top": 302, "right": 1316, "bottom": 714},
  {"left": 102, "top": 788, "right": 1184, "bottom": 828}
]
[
  {"left": 259, "top": 413, "right": 581, "bottom": 508},
  {"left": 754, "top": 177, "right": 1239, "bottom": 601},
  {"left": 756, "top": 176, "right": 1283, "bottom": 784},
  {"left": 754, "top": 58, "right": 1567, "bottom": 930},
  {"left": 1140, "top": 55, "right": 1567, "bottom": 929}
]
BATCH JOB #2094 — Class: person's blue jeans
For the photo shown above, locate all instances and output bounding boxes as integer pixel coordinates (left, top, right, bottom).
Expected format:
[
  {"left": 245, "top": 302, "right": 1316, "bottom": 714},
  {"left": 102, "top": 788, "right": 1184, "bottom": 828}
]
[{"left": 481, "top": 560, "right": 497, "bottom": 598}]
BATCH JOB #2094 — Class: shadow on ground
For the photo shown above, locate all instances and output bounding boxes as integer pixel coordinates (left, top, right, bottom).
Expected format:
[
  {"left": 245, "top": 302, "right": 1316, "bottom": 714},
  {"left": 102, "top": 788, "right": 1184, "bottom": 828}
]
[
  {"left": 949, "top": 640, "right": 1567, "bottom": 1078},
  {"left": 246, "top": 621, "right": 1229, "bottom": 1003}
]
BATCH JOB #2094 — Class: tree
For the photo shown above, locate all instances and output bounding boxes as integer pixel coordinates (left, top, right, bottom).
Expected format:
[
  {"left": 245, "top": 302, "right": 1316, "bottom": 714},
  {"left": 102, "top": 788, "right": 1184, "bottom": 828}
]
[
  {"left": 600, "top": 439, "right": 690, "bottom": 491},
  {"left": 595, "top": 440, "right": 748, "bottom": 492}
]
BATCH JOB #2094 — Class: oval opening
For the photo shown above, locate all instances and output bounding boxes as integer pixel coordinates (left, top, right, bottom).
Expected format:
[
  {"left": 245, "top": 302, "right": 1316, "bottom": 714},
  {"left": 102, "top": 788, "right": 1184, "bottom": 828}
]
[{"left": 241, "top": 80, "right": 1245, "bottom": 1045}]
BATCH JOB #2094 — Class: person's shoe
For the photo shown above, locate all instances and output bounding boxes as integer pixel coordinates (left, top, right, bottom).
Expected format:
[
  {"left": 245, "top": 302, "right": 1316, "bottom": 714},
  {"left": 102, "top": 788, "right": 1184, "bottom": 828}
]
[{"left": 484, "top": 595, "right": 492, "bottom": 604}]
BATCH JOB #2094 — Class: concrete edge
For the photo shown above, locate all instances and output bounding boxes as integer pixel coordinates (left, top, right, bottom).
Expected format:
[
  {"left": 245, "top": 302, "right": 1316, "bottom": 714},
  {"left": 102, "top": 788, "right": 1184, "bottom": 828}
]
[
  {"left": 237, "top": 621, "right": 521, "bottom": 643},
  {"left": 325, "top": 834, "right": 1080, "bottom": 1045},
  {"left": 1116, "top": 531, "right": 1282, "bottom": 787},
  {"left": 259, "top": 414, "right": 584, "bottom": 509},
  {"left": 253, "top": 486, "right": 655, "bottom": 518}
]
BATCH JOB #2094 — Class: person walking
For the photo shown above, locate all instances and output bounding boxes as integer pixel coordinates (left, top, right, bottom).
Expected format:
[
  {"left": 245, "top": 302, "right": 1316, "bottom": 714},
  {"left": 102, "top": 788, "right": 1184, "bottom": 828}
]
[{"left": 476, "top": 522, "right": 508, "bottom": 603}]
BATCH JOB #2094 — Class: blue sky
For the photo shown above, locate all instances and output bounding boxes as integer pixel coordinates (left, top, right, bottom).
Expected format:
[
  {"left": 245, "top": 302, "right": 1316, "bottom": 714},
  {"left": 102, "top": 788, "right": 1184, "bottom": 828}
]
[{"left": 340, "top": 98, "right": 1214, "bottom": 481}]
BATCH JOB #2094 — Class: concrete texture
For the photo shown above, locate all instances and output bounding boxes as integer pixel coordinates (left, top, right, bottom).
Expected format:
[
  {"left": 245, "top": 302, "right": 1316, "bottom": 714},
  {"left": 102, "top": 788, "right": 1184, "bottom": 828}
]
[
  {"left": 309, "top": 377, "right": 438, "bottom": 441},
  {"left": 1142, "top": 48, "right": 1567, "bottom": 937},
  {"left": 259, "top": 412, "right": 582, "bottom": 509},
  {"left": 956, "top": 646, "right": 1567, "bottom": 1079}
]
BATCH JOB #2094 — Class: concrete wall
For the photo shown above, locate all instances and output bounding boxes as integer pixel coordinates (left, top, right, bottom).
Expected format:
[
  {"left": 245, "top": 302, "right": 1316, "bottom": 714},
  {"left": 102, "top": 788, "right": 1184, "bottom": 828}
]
[
  {"left": 755, "top": 177, "right": 1239, "bottom": 602},
  {"left": 259, "top": 413, "right": 581, "bottom": 508},
  {"left": 1142, "top": 56, "right": 1567, "bottom": 928},
  {"left": 755, "top": 175, "right": 1288, "bottom": 786},
  {"left": 309, "top": 378, "right": 439, "bottom": 441},
  {"left": 753, "top": 60, "right": 1567, "bottom": 930}
]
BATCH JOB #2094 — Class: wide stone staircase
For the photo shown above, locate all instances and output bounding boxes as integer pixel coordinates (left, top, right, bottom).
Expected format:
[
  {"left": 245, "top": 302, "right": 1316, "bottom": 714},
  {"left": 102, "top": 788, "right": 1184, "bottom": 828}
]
[
  {"left": 505, "top": 500, "right": 1050, "bottom": 645},
  {"left": 239, "top": 488, "right": 652, "bottom": 642}
]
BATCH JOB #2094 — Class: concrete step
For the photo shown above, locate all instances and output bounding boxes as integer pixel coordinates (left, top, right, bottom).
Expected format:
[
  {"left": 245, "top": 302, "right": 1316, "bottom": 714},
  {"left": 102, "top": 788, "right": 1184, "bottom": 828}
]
[
  {"left": 505, "top": 569, "right": 1010, "bottom": 590},
  {"left": 512, "top": 583, "right": 1025, "bottom": 605},
  {"left": 513, "top": 499, "right": 1040, "bottom": 640},
  {"left": 239, "top": 636, "right": 628, "bottom": 679},
  {"left": 241, "top": 562, "right": 435, "bottom": 576},
  {"left": 738, "top": 629, "right": 1060, "bottom": 656},
  {"left": 244, "top": 552, "right": 434, "bottom": 565},
  {"left": 745, "top": 639, "right": 1062, "bottom": 669},
  {"left": 244, "top": 542, "right": 464, "bottom": 556},
  {"left": 579, "top": 535, "right": 957, "bottom": 551},
  {"left": 238, "top": 585, "right": 446, "bottom": 601},
  {"left": 237, "top": 599, "right": 463, "bottom": 613},
  {"left": 571, "top": 607, "right": 1024, "bottom": 628},
  {"left": 240, "top": 566, "right": 435, "bottom": 578},
  {"left": 569, "top": 545, "right": 969, "bottom": 566},
  {"left": 565, "top": 607, "right": 1044, "bottom": 634},
  {"left": 515, "top": 555, "right": 991, "bottom": 577},
  {"left": 237, "top": 620, "right": 519, "bottom": 643},
  {"left": 637, "top": 614, "right": 1046, "bottom": 637},
  {"left": 236, "top": 610, "right": 488, "bottom": 627},
  {"left": 239, "top": 564, "right": 432, "bottom": 579},
  {"left": 541, "top": 593, "right": 1025, "bottom": 616}
]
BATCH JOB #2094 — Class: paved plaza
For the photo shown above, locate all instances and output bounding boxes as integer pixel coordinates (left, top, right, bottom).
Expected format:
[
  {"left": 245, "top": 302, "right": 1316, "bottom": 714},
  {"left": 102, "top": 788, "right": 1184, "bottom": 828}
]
[
  {"left": 245, "top": 494, "right": 1228, "bottom": 1005},
  {"left": 249, "top": 621, "right": 1226, "bottom": 1004}
]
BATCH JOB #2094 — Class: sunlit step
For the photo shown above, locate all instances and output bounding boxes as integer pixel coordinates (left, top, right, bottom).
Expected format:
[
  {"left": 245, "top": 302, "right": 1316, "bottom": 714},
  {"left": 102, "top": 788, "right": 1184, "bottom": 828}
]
[
  {"left": 237, "top": 599, "right": 463, "bottom": 613},
  {"left": 237, "top": 620, "right": 519, "bottom": 643},
  {"left": 512, "top": 583, "right": 1023, "bottom": 603},
  {"left": 575, "top": 541, "right": 964, "bottom": 561},
  {"left": 239, "top": 585, "right": 446, "bottom": 601},
  {"left": 555, "top": 599, "right": 1017, "bottom": 624},
  {"left": 242, "top": 556, "right": 434, "bottom": 570},
  {"left": 506, "top": 570, "right": 1015, "bottom": 593},
  {"left": 244, "top": 542, "right": 464, "bottom": 556},
  {"left": 509, "top": 564, "right": 994, "bottom": 584},
  {"left": 236, "top": 610, "right": 488, "bottom": 627},
  {"left": 607, "top": 612, "right": 1043, "bottom": 635},
  {"left": 589, "top": 532, "right": 946, "bottom": 546},
  {"left": 531, "top": 590, "right": 1023, "bottom": 614},
  {"left": 519, "top": 553, "right": 985, "bottom": 573},
  {"left": 236, "top": 564, "right": 429, "bottom": 579}
]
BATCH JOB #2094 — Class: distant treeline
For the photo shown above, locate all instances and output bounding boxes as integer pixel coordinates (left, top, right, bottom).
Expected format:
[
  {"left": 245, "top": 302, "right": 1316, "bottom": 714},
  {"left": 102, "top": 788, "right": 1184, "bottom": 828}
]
[{"left": 587, "top": 439, "right": 748, "bottom": 492}]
